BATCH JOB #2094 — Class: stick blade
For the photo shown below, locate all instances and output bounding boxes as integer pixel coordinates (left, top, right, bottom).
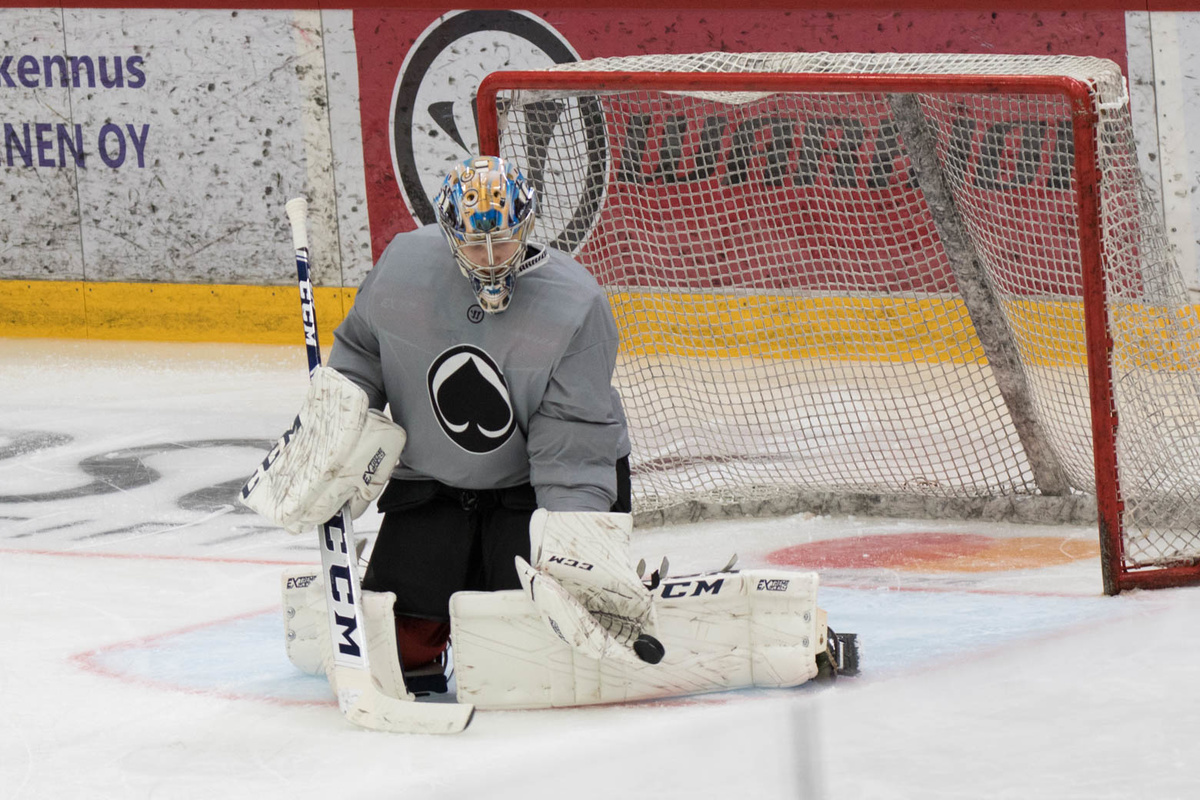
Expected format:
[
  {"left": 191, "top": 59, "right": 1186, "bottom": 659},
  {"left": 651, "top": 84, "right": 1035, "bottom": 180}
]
[{"left": 332, "top": 667, "right": 475, "bottom": 734}]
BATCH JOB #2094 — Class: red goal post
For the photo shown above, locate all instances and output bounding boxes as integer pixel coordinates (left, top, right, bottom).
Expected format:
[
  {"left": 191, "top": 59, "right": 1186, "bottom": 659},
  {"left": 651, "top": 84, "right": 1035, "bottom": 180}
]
[{"left": 476, "top": 53, "right": 1200, "bottom": 594}]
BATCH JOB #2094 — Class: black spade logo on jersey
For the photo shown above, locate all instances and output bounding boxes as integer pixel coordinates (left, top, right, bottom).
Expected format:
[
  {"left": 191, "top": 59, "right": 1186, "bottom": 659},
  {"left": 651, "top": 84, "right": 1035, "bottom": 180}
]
[{"left": 427, "top": 345, "right": 515, "bottom": 454}]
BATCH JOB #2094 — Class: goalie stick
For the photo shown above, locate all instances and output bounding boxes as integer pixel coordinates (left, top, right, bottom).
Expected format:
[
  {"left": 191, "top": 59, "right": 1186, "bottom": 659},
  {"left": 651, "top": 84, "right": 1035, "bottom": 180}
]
[{"left": 282, "top": 197, "right": 474, "bottom": 734}]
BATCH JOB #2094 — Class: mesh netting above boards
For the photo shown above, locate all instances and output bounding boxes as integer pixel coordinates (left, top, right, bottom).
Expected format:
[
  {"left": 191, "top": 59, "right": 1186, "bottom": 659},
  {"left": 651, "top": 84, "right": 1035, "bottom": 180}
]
[{"left": 478, "top": 52, "right": 1200, "bottom": 592}]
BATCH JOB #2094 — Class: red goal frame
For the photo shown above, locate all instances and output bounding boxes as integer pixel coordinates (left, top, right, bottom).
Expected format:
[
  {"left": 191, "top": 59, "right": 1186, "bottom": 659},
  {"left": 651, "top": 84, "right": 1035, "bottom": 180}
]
[{"left": 477, "top": 69, "right": 1200, "bottom": 594}]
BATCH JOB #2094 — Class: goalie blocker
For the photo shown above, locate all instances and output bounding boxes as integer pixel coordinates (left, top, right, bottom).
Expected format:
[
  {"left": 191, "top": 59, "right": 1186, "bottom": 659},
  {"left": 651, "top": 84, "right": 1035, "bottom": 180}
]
[{"left": 239, "top": 366, "right": 406, "bottom": 533}]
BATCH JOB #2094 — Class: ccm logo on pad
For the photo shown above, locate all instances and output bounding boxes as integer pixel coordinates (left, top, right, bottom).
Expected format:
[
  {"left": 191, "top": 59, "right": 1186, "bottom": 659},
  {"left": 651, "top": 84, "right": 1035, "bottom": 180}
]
[
  {"left": 547, "top": 555, "right": 594, "bottom": 571},
  {"left": 659, "top": 578, "right": 724, "bottom": 599}
]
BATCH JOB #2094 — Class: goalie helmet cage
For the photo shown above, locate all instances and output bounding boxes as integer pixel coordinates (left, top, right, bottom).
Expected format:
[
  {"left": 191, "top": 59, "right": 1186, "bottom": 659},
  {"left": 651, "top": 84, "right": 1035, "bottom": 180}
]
[{"left": 476, "top": 52, "right": 1200, "bottom": 595}]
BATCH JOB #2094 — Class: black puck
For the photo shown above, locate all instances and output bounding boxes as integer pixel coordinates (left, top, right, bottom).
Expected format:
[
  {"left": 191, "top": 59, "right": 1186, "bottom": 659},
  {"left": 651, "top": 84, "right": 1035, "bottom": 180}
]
[{"left": 633, "top": 633, "right": 665, "bottom": 664}]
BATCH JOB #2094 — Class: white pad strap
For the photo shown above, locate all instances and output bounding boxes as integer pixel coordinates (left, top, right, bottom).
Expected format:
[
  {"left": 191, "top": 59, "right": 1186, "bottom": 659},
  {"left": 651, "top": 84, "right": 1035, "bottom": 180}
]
[{"left": 241, "top": 366, "right": 405, "bottom": 533}]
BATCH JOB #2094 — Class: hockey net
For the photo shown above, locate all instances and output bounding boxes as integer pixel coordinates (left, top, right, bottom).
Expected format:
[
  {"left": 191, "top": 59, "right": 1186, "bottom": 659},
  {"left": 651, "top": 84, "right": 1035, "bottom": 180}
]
[{"left": 477, "top": 52, "right": 1200, "bottom": 593}]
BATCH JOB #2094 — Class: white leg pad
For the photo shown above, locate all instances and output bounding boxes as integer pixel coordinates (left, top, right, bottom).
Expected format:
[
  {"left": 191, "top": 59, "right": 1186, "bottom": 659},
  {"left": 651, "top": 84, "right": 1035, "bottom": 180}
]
[
  {"left": 450, "top": 569, "right": 825, "bottom": 709},
  {"left": 282, "top": 568, "right": 329, "bottom": 676},
  {"left": 280, "top": 566, "right": 408, "bottom": 698}
]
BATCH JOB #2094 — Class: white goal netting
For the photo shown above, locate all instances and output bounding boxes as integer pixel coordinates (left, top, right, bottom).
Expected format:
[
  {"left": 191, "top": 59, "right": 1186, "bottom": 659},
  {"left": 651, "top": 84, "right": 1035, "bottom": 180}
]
[{"left": 486, "top": 52, "right": 1200, "bottom": 587}]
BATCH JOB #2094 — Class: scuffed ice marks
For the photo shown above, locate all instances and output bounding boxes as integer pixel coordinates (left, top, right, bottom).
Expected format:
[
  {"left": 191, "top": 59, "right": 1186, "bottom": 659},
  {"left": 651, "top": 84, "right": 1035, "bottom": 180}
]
[{"left": 0, "top": 431, "right": 300, "bottom": 548}]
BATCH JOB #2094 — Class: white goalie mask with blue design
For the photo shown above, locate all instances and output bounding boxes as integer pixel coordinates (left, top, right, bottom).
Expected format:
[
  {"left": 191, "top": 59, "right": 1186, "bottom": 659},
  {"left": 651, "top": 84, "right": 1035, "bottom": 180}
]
[{"left": 434, "top": 156, "right": 537, "bottom": 314}]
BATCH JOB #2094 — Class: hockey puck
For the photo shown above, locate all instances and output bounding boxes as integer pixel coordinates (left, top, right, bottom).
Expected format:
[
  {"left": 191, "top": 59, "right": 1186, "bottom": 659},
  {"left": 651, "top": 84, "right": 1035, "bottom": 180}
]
[{"left": 633, "top": 633, "right": 665, "bottom": 664}]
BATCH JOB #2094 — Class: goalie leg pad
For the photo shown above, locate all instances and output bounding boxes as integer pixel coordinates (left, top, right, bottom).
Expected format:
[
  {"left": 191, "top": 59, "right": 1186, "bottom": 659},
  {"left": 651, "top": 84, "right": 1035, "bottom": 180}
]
[
  {"left": 450, "top": 568, "right": 826, "bottom": 709},
  {"left": 281, "top": 566, "right": 412, "bottom": 699},
  {"left": 282, "top": 567, "right": 329, "bottom": 677}
]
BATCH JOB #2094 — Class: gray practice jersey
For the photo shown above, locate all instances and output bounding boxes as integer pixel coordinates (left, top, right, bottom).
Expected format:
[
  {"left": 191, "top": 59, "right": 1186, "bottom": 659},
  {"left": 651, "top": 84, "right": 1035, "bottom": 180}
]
[{"left": 328, "top": 224, "right": 630, "bottom": 512}]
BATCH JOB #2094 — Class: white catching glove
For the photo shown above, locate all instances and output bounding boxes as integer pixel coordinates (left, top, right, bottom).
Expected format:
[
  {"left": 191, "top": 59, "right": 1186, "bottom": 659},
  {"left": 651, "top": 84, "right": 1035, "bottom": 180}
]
[
  {"left": 239, "top": 366, "right": 406, "bottom": 534},
  {"left": 515, "top": 510, "right": 663, "bottom": 665}
]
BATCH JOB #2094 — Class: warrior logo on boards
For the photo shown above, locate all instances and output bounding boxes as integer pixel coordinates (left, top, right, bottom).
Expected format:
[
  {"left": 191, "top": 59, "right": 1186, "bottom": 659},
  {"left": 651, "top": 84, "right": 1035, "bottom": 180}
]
[
  {"left": 390, "top": 10, "right": 606, "bottom": 254},
  {"left": 427, "top": 344, "right": 516, "bottom": 454}
]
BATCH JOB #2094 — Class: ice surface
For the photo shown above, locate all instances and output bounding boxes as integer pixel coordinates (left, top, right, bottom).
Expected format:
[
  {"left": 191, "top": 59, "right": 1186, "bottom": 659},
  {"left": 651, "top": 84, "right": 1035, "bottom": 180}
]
[{"left": 2, "top": 339, "right": 1197, "bottom": 799}]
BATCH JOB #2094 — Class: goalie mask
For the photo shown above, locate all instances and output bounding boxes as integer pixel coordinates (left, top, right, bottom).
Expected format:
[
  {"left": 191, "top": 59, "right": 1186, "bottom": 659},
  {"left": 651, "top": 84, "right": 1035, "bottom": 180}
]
[{"left": 434, "top": 156, "right": 537, "bottom": 314}]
